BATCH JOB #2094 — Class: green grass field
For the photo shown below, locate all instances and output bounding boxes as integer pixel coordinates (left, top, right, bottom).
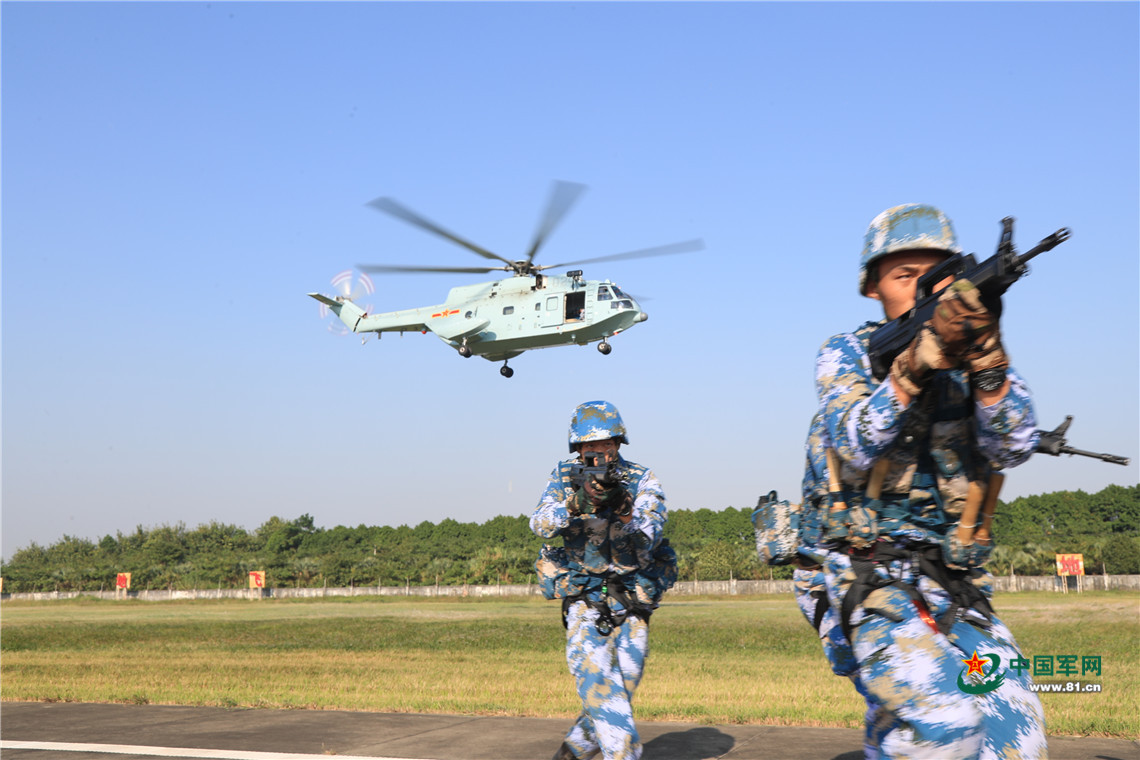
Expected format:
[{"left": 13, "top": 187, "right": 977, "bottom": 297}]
[{"left": 1, "top": 591, "right": 1136, "bottom": 738}]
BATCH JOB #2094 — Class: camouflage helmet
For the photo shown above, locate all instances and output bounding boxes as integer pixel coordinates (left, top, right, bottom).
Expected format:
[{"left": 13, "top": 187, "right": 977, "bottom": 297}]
[
  {"left": 860, "top": 203, "right": 961, "bottom": 296},
  {"left": 568, "top": 400, "right": 629, "bottom": 452}
]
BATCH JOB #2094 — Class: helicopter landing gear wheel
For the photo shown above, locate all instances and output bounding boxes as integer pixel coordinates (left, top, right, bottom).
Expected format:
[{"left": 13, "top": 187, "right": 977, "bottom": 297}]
[
  {"left": 500, "top": 363, "right": 514, "bottom": 378},
  {"left": 458, "top": 344, "right": 472, "bottom": 358},
  {"left": 598, "top": 340, "right": 612, "bottom": 355}
]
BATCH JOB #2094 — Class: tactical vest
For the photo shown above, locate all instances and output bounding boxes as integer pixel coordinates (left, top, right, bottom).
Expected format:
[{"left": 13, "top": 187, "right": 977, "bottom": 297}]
[
  {"left": 534, "top": 458, "right": 676, "bottom": 611},
  {"left": 836, "top": 373, "right": 980, "bottom": 527},
  {"left": 819, "top": 353, "right": 994, "bottom": 568}
]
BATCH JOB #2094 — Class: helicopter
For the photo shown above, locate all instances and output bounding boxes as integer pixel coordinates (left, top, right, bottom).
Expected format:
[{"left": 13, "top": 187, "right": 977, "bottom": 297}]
[{"left": 309, "top": 181, "right": 703, "bottom": 377}]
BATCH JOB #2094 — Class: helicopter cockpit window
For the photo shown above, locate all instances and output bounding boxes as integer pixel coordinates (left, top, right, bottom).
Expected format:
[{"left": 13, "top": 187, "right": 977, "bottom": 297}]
[
  {"left": 596, "top": 286, "right": 613, "bottom": 301},
  {"left": 609, "top": 285, "right": 634, "bottom": 311},
  {"left": 503, "top": 305, "right": 514, "bottom": 315}
]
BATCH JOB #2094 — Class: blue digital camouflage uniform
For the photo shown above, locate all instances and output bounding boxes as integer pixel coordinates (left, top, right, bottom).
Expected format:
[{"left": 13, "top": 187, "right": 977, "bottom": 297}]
[
  {"left": 532, "top": 454, "right": 668, "bottom": 760},
  {"left": 803, "top": 319, "right": 1048, "bottom": 760},
  {"left": 793, "top": 563, "right": 892, "bottom": 760}
]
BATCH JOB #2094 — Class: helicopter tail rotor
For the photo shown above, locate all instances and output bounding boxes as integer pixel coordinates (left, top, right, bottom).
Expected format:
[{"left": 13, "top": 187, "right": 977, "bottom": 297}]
[
  {"left": 318, "top": 269, "right": 375, "bottom": 336},
  {"left": 330, "top": 268, "right": 374, "bottom": 302}
]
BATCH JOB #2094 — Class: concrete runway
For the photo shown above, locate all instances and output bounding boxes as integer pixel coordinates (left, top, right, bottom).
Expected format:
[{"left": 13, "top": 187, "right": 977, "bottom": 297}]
[{"left": 1, "top": 703, "right": 1137, "bottom": 760}]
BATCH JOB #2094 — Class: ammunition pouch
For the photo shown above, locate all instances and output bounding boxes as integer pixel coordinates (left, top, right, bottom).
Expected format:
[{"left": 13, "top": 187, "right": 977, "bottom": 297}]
[
  {"left": 632, "top": 538, "right": 677, "bottom": 606},
  {"left": 539, "top": 540, "right": 676, "bottom": 635},
  {"left": 941, "top": 530, "right": 994, "bottom": 569},
  {"left": 822, "top": 493, "right": 879, "bottom": 549},
  {"left": 535, "top": 545, "right": 587, "bottom": 600}
]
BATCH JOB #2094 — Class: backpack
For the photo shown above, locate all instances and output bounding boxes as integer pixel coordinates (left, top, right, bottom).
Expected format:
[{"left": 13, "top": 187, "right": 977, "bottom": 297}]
[{"left": 752, "top": 490, "right": 801, "bottom": 566}]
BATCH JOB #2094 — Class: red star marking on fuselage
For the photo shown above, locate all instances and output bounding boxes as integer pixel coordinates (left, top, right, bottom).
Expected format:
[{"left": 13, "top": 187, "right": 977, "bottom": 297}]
[{"left": 962, "top": 651, "right": 987, "bottom": 677}]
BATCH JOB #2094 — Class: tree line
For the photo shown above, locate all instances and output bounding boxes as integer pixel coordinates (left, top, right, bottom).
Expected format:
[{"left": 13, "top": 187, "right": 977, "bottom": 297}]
[{"left": 2, "top": 484, "right": 1137, "bottom": 593}]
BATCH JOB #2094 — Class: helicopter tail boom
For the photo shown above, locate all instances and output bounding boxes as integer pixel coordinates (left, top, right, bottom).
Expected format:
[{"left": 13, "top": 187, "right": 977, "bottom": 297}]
[{"left": 309, "top": 292, "right": 368, "bottom": 333}]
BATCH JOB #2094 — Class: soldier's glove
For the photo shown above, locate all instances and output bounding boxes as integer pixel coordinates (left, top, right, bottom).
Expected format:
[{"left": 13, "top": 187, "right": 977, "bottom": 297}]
[
  {"left": 592, "top": 478, "right": 633, "bottom": 523},
  {"left": 889, "top": 323, "right": 958, "bottom": 398},
  {"left": 611, "top": 489, "right": 634, "bottom": 519},
  {"left": 931, "top": 280, "right": 999, "bottom": 354},
  {"left": 584, "top": 475, "right": 627, "bottom": 510},
  {"left": 568, "top": 486, "right": 599, "bottom": 516},
  {"left": 933, "top": 280, "right": 1008, "bottom": 392},
  {"left": 891, "top": 279, "right": 1006, "bottom": 398}
]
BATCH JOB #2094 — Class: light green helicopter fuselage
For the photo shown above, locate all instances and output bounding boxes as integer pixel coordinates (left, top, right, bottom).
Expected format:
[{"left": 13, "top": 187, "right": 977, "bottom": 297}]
[{"left": 309, "top": 273, "right": 646, "bottom": 363}]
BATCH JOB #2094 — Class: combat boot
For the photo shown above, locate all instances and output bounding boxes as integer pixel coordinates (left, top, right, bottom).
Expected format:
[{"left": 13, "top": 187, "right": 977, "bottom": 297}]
[
  {"left": 550, "top": 742, "right": 600, "bottom": 760},
  {"left": 550, "top": 742, "right": 576, "bottom": 760}
]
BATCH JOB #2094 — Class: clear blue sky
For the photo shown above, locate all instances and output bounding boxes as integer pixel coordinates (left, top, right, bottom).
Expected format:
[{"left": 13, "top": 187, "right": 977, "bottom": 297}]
[{"left": 3, "top": 1, "right": 1137, "bottom": 559}]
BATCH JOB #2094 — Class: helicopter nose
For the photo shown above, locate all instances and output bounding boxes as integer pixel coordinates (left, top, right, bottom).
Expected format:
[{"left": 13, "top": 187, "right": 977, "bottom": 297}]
[{"left": 635, "top": 311, "right": 648, "bottom": 322}]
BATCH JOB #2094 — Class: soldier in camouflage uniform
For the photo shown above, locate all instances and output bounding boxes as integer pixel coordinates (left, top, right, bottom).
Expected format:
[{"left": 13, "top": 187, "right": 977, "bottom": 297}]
[
  {"left": 532, "top": 400, "right": 673, "bottom": 760},
  {"left": 802, "top": 204, "right": 1047, "bottom": 759},
  {"left": 793, "top": 565, "right": 891, "bottom": 759},
  {"left": 751, "top": 489, "right": 887, "bottom": 759}
]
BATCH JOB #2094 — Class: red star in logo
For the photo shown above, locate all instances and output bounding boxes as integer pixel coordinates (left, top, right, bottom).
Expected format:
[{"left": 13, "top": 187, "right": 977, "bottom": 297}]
[{"left": 962, "top": 651, "right": 988, "bottom": 677}]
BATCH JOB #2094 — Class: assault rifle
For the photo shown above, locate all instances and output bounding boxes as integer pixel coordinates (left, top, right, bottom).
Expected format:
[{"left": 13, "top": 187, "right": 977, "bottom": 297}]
[
  {"left": 1036, "top": 416, "right": 1129, "bottom": 466},
  {"left": 568, "top": 451, "right": 620, "bottom": 490},
  {"left": 568, "top": 452, "right": 631, "bottom": 516},
  {"left": 868, "top": 217, "right": 1071, "bottom": 381},
  {"left": 962, "top": 415, "right": 1129, "bottom": 549}
]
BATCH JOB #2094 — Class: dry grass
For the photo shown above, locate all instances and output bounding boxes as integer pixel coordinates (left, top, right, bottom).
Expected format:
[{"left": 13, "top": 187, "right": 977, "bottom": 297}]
[{"left": 1, "top": 591, "right": 1135, "bottom": 738}]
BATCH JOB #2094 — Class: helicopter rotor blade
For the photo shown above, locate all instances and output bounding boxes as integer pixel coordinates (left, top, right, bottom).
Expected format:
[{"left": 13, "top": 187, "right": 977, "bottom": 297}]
[
  {"left": 366, "top": 197, "right": 515, "bottom": 266},
  {"left": 357, "top": 263, "right": 507, "bottom": 275},
  {"left": 523, "top": 181, "right": 587, "bottom": 267},
  {"left": 537, "top": 238, "right": 705, "bottom": 271}
]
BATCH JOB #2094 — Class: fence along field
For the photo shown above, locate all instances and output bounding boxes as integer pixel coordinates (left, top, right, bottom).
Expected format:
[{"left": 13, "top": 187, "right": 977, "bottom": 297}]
[
  {"left": 1, "top": 486, "right": 1137, "bottom": 594},
  {"left": 1, "top": 591, "right": 1136, "bottom": 739},
  {"left": 4, "top": 572, "right": 1138, "bottom": 603}
]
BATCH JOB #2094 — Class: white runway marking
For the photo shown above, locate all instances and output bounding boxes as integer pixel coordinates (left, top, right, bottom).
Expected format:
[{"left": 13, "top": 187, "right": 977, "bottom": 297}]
[{"left": 0, "top": 741, "right": 435, "bottom": 760}]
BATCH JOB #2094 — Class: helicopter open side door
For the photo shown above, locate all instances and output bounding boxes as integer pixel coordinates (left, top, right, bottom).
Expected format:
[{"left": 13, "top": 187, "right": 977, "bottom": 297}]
[{"left": 564, "top": 291, "right": 585, "bottom": 322}]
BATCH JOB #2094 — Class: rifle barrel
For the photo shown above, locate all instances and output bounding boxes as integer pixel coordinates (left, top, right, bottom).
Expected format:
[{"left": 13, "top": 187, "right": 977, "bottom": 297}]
[
  {"left": 1017, "top": 228, "right": 1072, "bottom": 267},
  {"left": 1056, "top": 445, "right": 1130, "bottom": 466}
]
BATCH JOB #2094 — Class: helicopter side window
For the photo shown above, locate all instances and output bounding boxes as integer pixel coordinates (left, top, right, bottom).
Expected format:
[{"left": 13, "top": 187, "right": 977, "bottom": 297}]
[
  {"left": 503, "top": 305, "right": 514, "bottom": 315},
  {"left": 535, "top": 303, "right": 541, "bottom": 311},
  {"left": 596, "top": 286, "right": 613, "bottom": 301},
  {"left": 546, "top": 296, "right": 558, "bottom": 311}
]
